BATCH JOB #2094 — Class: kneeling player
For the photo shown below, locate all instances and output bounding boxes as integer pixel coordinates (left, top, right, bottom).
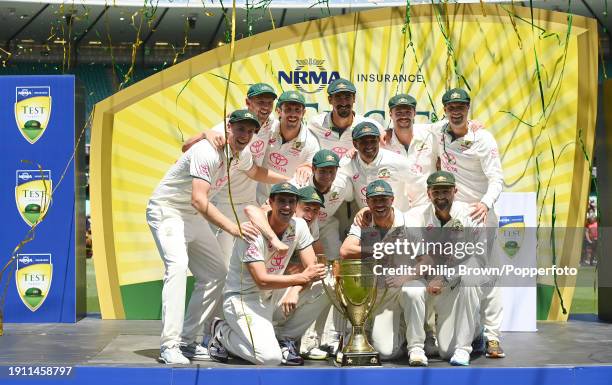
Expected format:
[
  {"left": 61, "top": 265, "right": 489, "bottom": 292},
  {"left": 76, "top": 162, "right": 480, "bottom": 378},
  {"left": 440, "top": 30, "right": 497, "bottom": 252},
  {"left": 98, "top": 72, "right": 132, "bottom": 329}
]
[{"left": 208, "top": 183, "right": 328, "bottom": 365}]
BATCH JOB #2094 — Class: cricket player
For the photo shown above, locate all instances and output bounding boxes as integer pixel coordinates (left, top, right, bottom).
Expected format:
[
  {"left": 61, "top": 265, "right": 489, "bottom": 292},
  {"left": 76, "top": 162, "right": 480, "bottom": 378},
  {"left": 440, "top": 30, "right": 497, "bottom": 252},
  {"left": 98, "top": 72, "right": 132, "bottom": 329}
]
[
  {"left": 147, "top": 110, "right": 289, "bottom": 364},
  {"left": 380, "top": 93, "right": 440, "bottom": 354},
  {"left": 255, "top": 91, "right": 320, "bottom": 204},
  {"left": 290, "top": 150, "right": 353, "bottom": 358},
  {"left": 403, "top": 171, "right": 488, "bottom": 366},
  {"left": 434, "top": 88, "right": 505, "bottom": 358},
  {"left": 297, "top": 149, "right": 353, "bottom": 260},
  {"left": 381, "top": 94, "right": 438, "bottom": 208},
  {"left": 207, "top": 183, "right": 328, "bottom": 366},
  {"left": 307, "top": 78, "right": 381, "bottom": 158},
  {"left": 181, "top": 83, "right": 279, "bottom": 258},
  {"left": 339, "top": 121, "right": 418, "bottom": 212},
  {"left": 340, "top": 180, "right": 428, "bottom": 365}
]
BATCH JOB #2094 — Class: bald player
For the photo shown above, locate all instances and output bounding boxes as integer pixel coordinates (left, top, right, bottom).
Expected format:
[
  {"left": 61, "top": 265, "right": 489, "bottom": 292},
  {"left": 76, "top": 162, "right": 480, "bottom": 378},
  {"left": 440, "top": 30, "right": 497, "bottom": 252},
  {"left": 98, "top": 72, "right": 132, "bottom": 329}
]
[{"left": 147, "top": 110, "right": 288, "bottom": 364}]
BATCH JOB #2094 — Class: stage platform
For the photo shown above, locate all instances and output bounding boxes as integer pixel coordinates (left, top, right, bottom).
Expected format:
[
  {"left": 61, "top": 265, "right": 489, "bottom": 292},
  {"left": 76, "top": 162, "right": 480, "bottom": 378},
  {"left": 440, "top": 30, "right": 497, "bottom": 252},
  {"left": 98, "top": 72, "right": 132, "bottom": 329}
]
[{"left": 0, "top": 315, "right": 611, "bottom": 385}]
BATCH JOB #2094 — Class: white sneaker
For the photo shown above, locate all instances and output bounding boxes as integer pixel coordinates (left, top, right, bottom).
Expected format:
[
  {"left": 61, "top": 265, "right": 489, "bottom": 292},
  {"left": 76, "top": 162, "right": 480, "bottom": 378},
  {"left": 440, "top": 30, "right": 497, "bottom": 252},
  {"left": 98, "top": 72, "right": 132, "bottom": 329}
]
[
  {"left": 159, "top": 345, "right": 190, "bottom": 365},
  {"left": 449, "top": 349, "right": 470, "bottom": 366},
  {"left": 180, "top": 342, "right": 209, "bottom": 361},
  {"left": 424, "top": 332, "right": 439, "bottom": 357},
  {"left": 408, "top": 347, "right": 428, "bottom": 367},
  {"left": 303, "top": 347, "right": 329, "bottom": 360}
]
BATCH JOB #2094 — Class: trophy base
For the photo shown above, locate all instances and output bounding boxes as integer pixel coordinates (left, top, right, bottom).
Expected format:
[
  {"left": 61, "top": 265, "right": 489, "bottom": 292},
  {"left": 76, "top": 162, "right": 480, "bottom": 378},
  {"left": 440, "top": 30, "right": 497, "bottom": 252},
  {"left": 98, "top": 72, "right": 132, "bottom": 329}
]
[{"left": 334, "top": 351, "right": 382, "bottom": 367}]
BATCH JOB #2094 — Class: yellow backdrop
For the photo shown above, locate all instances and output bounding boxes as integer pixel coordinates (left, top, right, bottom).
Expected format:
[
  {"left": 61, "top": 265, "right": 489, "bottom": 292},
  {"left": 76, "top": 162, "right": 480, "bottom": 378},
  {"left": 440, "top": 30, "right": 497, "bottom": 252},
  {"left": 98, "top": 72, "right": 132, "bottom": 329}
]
[{"left": 91, "top": 4, "right": 598, "bottom": 320}]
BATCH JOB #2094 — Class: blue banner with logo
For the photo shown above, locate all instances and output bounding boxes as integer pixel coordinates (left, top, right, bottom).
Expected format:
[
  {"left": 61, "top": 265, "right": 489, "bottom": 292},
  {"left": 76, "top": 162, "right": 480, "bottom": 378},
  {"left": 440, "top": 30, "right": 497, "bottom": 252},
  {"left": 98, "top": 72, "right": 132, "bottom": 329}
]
[{"left": 0, "top": 75, "right": 85, "bottom": 322}]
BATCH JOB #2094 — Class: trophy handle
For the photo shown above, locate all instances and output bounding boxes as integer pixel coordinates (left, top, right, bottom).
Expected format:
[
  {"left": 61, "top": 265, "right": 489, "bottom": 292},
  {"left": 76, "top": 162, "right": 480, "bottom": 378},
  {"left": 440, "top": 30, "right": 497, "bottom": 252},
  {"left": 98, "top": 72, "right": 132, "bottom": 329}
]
[{"left": 319, "top": 260, "right": 347, "bottom": 316}]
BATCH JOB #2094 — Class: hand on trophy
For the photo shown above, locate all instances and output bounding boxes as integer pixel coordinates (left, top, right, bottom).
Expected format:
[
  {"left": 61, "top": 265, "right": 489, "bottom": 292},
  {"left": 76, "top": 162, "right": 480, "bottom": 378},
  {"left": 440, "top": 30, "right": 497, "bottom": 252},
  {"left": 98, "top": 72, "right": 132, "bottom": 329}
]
[{"left": 301, "top": 263, "right": 327, "bottom": 284}]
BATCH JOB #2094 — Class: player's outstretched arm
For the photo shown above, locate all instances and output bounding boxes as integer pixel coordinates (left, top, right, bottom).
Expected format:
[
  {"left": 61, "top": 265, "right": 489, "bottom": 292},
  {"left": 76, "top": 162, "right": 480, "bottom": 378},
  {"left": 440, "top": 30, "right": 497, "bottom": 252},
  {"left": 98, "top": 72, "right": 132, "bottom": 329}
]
[
  {"left": 246, "top": 259, "right": 325, "bottom": 290},
  {"left": 246, "top": 164, "right": 290, "bottom": 184}
]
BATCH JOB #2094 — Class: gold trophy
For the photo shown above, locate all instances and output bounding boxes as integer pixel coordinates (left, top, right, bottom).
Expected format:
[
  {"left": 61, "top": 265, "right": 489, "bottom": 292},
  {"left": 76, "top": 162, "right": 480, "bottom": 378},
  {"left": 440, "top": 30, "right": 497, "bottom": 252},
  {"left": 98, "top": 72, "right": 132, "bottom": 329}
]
[{"left": 317, "top": 254, "right": 382, "bottom": 367}]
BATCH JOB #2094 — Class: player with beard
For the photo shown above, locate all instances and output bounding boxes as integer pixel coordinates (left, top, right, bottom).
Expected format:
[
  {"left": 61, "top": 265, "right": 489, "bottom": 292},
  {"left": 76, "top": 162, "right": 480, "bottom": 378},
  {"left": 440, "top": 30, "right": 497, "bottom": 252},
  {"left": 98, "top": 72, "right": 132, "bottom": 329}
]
[
  {"left": 340, "top": 180, "right": 428, "bottom": 365},
  {"left": 339, "top": 121, "right": 418, "bottom": 212},
  {"left": 433, "top": 88, "right": 505, "bottom": 359},
  {"left": 380, "top": 94, "right": 438, "bottom": 208},
  {"left": 207, "top": 183, "right": 328, "bottom": 366},
  {"left": 147, "top": 110, "right": 289, "bottom": 364},
  {"left": 307, "top": 78, "right": 382, "bottom": 158},
  {"left": 254, "top": 91, "right": 320, "bottom": 204},
  {"left": 403, "top": 171, "right": 488, "bottom": 366}
]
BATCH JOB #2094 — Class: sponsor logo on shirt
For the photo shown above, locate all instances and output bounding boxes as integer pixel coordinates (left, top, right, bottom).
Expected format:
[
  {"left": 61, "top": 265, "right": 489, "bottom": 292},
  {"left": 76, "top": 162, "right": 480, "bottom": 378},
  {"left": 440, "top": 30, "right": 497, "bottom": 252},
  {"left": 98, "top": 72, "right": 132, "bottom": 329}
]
[
  {"left": 329, "top": 191, "right": 340, "bottom": 201},
  {"left": 360, "top": 186, "right": 367, "bottom": 197},
  {"left": 318, "top": 211, "right": 328, "bottom": 220},
  {"left": 352, "top": 174, "right": 360, "bottom": 181},
  {"left": 267, "top": 253, "right": 287, "bottom": 273},
  {"left": 269, "top": 152, "right": 289, "bottom": 173},
  {"left": 250, "top": 139, "right": 265, "bottom": 155},
  {"left": 490, "top": 148, "right": 499, "bottom": 158},
  {"left": 324, "top": 130, "right": 332, "bottom": 138},
  {"left": 332, "top": 146, "right": 349, "bottom": 157}
]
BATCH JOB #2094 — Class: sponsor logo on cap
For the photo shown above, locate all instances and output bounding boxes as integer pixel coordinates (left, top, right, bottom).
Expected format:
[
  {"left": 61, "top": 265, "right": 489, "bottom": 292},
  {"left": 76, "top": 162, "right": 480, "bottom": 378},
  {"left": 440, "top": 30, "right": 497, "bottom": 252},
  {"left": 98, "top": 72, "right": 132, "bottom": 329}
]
[
  {"left": 311, "top": 192, "right": 319, "bottom": 199},
  {"left": 451, "top": 92, "right": 461, "bottom": 99},
  {"left": 282, "top": 183, "right": 291, "bottom": 188},
  {"left": 337, "top": 83, "right": 347, "bottom": 89},
  {"left": 398, "top": 97, "right": 408, "bottom": 103},
  {"left": 326, "top": 155, "right": 334, "bottom": 161},
  {"left": 436, "top": 176, "right": 448, "bottom": 182},
  {"left": 374, "top": 186, "right": 385, "bottom": 192}
]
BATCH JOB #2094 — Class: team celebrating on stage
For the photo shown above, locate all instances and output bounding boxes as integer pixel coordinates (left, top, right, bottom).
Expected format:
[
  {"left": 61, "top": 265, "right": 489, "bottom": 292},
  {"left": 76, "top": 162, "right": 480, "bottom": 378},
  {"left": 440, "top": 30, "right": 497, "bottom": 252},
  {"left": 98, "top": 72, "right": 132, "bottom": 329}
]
[{"left": 146, "top": 78, "right": 505, "bottom": 367}]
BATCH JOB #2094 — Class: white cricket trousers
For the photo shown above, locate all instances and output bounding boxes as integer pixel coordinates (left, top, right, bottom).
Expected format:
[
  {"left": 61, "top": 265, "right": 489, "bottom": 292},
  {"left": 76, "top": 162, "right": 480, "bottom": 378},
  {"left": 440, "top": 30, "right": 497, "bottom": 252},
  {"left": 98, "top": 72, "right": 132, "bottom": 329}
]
[
  {"left": 146, "top": 201, "right": 228, "bottom": 350},
  {"left": 218, "top": 283, "right": 330, "bottom": 365},
  {"left": 433, "top": 284, "right": 481, "bottom": 360},
  {"left": 370, "top": 280, "right": 427, "bottom": 360},
  {"left": 482, "top": 210, "right": 503, "bottom": 342}
]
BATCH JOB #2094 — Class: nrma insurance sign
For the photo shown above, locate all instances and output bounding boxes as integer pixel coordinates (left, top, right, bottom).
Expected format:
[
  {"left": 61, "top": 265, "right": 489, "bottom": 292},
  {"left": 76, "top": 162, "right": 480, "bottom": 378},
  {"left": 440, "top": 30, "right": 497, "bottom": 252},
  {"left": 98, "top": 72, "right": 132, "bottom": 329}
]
[{"left": 278, "top": 58, "right": 340, "bottom": 94}]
